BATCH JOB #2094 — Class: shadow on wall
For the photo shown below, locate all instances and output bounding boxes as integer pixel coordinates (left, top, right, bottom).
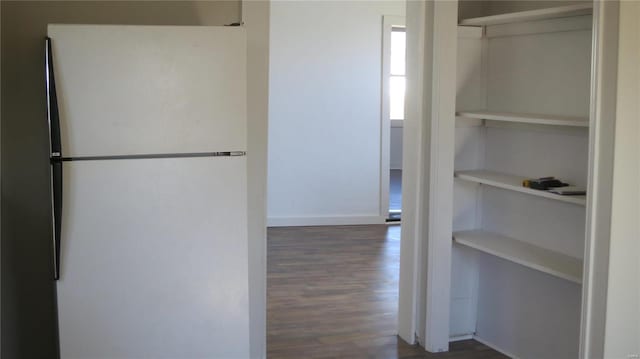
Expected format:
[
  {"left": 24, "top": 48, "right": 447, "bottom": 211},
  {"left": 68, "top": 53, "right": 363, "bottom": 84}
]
[{"left": 0, "top": 2, "right": 240, "bottom": 358}]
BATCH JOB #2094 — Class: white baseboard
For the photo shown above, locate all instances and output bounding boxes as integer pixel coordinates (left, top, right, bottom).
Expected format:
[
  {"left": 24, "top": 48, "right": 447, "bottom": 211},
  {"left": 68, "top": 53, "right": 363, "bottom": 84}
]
[
  {"left": 449, "top": 334, "right": 474, "bottom": 342},
  {"left": 267, "top": 215, "right": 386, "bottom": 227},
  {"left": 472, "top": 335, "right": 521, "bottom": 359}
]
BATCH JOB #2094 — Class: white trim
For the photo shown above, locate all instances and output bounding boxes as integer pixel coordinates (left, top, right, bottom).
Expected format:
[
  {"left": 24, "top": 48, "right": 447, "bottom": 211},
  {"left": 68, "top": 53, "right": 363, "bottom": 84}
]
[
  {"left": 602, "top": 1, "right": 640, "bottom": 356},
  {"left": 422, "top": 0, "right": 458, "bottom": 353},
  {"left": 448, "top": 334, "right": 474, "bottom": 342},
  {"left": 580, "top": 2, "right": 619, "bottom": 358},
  {"left": 397, "top": 0, "right": 427, "bottom": 345},
  {"left": 472, "top": 335, "right": 522, "bottom": 359},
  {"left": 242, "top": 1, "right": 269, "bottom": 358},
  {"left": 380, "top": 15, "right": 406, "bottom": 221},
  {"left": 267, "top": 215, "right": 385, "bottom": 227},
  {"left": 397, "top": 16, "right": 484, "bottom": 346}
]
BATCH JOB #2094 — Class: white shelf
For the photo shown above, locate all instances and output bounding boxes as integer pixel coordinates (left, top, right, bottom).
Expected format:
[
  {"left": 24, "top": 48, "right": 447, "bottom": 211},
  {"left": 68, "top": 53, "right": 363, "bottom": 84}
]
[
  {"left": 456, "top": 110, "right": 589, "bottom": 127},
  {"left": 459, "top": 4, "right": 593, "bottom": 26},
  {"left": 455, "top": 170, "right": 587, "bottom": 206},
  {"left": 453, "top": 230, "right": 583, "bottom": 284}
]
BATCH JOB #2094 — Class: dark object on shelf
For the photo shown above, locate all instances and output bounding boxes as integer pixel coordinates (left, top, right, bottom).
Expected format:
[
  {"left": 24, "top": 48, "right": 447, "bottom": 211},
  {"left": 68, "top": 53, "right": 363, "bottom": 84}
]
[
  {"left": 522, "top": 177, "right": 568, "bottom": 190},
  {"left": 548, "top": 186, "right": 586, "bottom": 195}
]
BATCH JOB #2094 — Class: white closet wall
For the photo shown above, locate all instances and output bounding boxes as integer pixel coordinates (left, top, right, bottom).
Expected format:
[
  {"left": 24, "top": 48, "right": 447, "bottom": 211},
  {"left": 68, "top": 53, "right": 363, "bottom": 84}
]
[{"left": 450, "top": 4, "right": 593, "bottom": 358}]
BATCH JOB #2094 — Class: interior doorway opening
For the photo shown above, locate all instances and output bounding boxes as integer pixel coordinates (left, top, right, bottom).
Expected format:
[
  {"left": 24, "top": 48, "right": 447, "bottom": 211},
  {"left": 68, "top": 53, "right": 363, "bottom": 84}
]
[{"left": 384, "top": 19, "right": 406, "bottom": 222}]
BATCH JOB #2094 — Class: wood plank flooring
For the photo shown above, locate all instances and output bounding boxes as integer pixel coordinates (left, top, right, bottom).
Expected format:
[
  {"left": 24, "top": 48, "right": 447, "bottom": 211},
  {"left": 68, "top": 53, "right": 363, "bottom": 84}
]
[{"left": 267, "top": 225, "right": 508, "bottom": 358}]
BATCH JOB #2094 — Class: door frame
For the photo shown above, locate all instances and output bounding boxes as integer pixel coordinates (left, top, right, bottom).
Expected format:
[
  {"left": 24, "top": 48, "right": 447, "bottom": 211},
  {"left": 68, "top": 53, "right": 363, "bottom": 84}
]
[
  {"left": 243, "top": 1, "right": 270, "bottom": 358},
  {"left": 380, "top": 15, "right": 406, "bottom": 220},
  {"left": 397, "top": 0, "right": 458, "bottom": 350}
]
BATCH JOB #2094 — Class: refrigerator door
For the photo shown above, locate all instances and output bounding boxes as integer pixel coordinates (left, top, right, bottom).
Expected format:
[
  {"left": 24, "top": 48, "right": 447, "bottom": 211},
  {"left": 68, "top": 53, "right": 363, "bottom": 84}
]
[
  {"left": 57, "top": 157, "right": 249, "bottom": 359},
  {"left": 48, "top": 25, "right": 246, "bottom": 157}
]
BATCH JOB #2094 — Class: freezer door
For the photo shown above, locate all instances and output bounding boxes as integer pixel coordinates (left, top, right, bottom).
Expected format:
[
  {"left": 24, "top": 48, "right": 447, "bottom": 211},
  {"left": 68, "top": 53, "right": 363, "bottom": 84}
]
[
  {"left": 48, "top": 25, "right": 246, "bottom": 157},
  {"left": 57, "top": 157, "right": 249, "bottom": 359}
]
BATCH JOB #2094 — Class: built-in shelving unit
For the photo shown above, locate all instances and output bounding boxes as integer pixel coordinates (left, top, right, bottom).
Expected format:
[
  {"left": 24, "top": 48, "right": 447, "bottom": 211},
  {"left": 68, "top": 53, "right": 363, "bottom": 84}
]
[
  {"left": 455, "top": 170, "right": 587, "bottom": 206},
  {"left": 459, "top": 4, "right": 593, "bottom": 26},
  {"left": 445, "top": 3, "right": 593, "bottom": 356},
  {"left": 453, "top": 230, "right": 583, "bottom": 284},
  {"left": 456, "top": 110, "right": 589, "bottom": 128}
]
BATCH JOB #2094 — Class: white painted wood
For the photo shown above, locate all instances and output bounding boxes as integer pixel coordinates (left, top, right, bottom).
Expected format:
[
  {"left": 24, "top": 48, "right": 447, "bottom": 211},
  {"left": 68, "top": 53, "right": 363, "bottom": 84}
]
[
  {"left": 455, "top": 170, "right": 587, "bottom": 206},
  {"left": 447, "top": 2, "right": 595, "bottom": 358},
  {"left": 603, "top": 1, "right": 640, "bottom": 357},
  {"left": 381, "top": 15, "right": 406, "bottom": 219},
  {"left": 456, "top": 110, "right": 589, "bottom": 127},
  {"left": 266, "top": 215, "right": 385, "bottom": 227},
  {"left": 486, "top": 15, "right": 592, "bottom": 38},
  {"left": 49, "top": 25, "right": 247, "bottom": 157},
  {"left": 243, "top": 1, "right": 270, "bottom": 357},
  {"left": 454, "top": 230, "right": 583, "bottom": 283},
  {"left": 422, "top": 0, "right": 458, "bottom": 352},
  {"left": 58, "top": 158, "right": 249, "bottom": 359},
  {"left": 449, "top": 334, "right": 474, "bottom": 342},
  {"left": 397, "top": 0, "right": 428, "bottom": 345},
  {"left": 581, "top": 2, "right": 620, "bottom": 358},
  {"left": 459, "top": 4, "right": 593, "bottom": 26}
]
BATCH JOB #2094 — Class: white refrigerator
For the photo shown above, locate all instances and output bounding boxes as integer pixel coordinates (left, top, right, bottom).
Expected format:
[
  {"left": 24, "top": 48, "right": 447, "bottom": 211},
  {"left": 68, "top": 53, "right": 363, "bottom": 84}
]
[{"left": 46, "top": 25, "right": 250, "bottom": 358}]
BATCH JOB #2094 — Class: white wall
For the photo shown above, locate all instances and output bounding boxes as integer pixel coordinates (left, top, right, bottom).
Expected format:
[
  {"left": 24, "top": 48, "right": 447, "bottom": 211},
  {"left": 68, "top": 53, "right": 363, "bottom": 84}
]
[
  {"left": 268, "top": 0, "right": 405, "bottom": 226},
  {"left": 390, "top": 125, "right": 403, "bottom": 170}
]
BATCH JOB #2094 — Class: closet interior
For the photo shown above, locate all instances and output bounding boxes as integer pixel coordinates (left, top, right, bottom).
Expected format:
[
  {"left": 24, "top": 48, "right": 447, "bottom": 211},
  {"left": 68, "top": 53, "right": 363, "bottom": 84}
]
[{"left": 449, "top": 3, "right": 593, "bottom": 358}]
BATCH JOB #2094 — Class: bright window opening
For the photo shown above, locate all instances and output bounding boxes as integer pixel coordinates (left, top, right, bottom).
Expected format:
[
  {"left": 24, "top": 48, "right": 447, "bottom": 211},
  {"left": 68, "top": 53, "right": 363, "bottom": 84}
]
[{"left": 389, "top": 27, "right": 406, "bottom": 120}]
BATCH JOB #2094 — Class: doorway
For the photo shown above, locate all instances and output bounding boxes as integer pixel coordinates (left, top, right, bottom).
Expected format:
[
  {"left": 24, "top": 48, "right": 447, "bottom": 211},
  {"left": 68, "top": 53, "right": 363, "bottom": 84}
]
[{"left": 382, "top": 17, "right": 406, "bottom": 222}]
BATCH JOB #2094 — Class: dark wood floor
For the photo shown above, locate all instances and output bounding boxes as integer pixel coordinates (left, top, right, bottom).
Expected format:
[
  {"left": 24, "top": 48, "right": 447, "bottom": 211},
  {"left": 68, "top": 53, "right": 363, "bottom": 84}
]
[{"left": 267, "top": 225, "right": 508, "bottom": 358}]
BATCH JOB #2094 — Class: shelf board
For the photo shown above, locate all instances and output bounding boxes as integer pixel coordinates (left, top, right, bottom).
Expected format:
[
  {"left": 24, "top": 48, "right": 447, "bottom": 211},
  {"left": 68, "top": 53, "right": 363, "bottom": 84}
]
[
  {"left": 456, "top": 110, "right": 589, "bottom": 127},
  {"left": 455, "top": 170, "right": 587, "bottom": 206},
  {"left": 459, "top": 4, "right": 593, "bottom": 26},
  {"left": 453, "top": 230, "right": 583, "bottom": 284}
]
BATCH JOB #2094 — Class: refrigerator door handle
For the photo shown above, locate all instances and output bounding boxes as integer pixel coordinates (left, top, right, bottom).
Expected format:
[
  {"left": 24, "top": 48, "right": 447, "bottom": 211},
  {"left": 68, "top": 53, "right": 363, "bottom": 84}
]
[
  {"left": 50, "top": 160, "right": 63, "bottom": 280},
  {"left": 46, "top": 37, "right": 63, "bottom": 280}
]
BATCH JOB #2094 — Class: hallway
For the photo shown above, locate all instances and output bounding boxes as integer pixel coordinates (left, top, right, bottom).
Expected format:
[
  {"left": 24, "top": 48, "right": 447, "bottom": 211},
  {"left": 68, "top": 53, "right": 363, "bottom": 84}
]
[{"left": 267, "top": 225, "right": 506, "bottom": 358}]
